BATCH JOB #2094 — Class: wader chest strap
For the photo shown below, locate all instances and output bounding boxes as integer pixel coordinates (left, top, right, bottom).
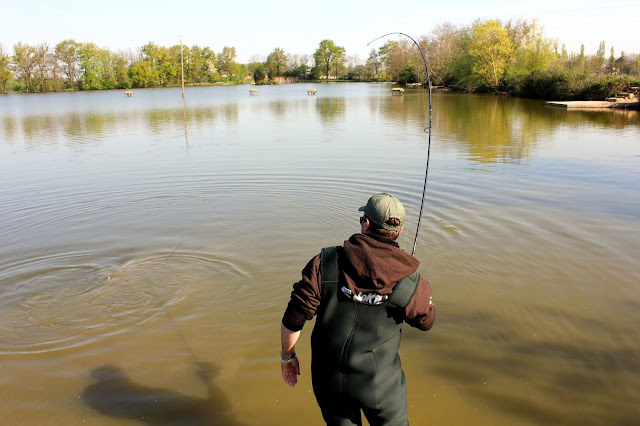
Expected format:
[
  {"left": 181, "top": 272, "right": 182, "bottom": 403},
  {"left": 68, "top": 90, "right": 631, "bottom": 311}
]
[
  {"left": 387, "top": 270, "right": 420, "bottom": 309},
  {"left": 320, "top": 246, "right": 340, "bottom": 290}
]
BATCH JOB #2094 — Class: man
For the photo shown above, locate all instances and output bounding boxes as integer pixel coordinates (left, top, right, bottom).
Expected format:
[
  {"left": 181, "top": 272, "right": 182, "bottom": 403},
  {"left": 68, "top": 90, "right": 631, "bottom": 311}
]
[{"left": 281, "top": 193, "right": 435, "bottom": 425}]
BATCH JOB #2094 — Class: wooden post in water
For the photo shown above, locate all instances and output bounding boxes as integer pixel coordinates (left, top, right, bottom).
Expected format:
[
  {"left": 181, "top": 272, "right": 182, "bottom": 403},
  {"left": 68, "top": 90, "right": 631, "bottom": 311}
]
[{"left": 181, "top": 38, "right": 185, "bottom": 98}]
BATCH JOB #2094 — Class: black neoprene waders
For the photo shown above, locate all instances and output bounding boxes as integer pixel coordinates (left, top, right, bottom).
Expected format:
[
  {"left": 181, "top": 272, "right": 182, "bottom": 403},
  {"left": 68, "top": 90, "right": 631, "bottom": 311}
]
[{"left": 311, "top": 246, "right": 419, "bottom": 426}]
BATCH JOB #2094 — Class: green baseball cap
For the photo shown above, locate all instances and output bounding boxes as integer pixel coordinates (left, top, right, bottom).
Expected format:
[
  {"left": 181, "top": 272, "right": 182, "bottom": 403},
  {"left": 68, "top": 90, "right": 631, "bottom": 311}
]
[{"left": 358, "top": 193, "right": 405, "bottom": 231}]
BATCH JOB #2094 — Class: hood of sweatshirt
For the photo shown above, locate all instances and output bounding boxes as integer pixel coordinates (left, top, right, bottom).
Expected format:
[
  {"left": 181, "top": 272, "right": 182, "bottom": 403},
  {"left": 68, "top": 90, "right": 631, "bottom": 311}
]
[{"left": 340, "top": 233, "right": 420, "bottom": 296}]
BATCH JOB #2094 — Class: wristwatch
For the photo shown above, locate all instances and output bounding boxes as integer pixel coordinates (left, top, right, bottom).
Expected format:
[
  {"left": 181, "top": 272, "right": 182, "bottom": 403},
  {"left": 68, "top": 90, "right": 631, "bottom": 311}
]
[{"left": 281, "top": 351, "right": 297, "bottom": 363}]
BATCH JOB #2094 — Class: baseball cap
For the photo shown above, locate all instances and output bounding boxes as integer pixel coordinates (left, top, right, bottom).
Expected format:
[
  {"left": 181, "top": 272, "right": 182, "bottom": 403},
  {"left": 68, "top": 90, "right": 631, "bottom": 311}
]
[{"left": 358, "top": 193, "right": 405, "bottom": 231}]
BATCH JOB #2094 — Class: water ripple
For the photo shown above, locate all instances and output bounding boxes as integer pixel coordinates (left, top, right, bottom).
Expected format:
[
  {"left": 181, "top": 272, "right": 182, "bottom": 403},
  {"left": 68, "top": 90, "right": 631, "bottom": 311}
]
[{"left": 0, "top": 250, "right": 248, "bottom": 355}]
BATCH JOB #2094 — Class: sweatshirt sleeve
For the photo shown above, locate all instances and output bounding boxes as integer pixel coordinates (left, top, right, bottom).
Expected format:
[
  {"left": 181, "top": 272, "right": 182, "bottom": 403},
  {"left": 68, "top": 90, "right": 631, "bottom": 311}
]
[
  {"left": 404, "top": 276, "right": 435, "bottom": 331},
  {"left": 281, "top": 254, "right": 322, "bottom": 332}
]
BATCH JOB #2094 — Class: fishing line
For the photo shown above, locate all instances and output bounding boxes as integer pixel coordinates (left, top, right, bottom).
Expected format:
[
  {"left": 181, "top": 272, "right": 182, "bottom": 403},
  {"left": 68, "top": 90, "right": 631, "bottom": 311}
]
[
  {"left": 367, "top": 32, "right": 433, "bottom": 256},
  {"left": 148, "top": 241, "right": 202, "bottom": 368},
  {"left": 165, "top": 240, "right": 183, "bottom": 262}
]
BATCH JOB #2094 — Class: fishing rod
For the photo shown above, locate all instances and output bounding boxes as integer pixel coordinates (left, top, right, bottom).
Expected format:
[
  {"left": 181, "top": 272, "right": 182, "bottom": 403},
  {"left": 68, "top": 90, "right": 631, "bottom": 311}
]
[{"left": 367, "top": 32, "right": 433, "bottom": 257}]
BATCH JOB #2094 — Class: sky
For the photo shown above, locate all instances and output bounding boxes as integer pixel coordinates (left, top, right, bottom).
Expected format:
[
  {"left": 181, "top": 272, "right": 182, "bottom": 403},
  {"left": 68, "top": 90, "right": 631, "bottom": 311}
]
[{"left": 1, "top": 0, "right": 638, "bottom": 63}]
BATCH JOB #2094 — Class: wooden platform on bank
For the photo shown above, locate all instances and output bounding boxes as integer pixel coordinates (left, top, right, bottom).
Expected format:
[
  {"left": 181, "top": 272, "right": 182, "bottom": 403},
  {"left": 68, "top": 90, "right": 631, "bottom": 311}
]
[
  {"left": 545, "top": 100, "right": 640, "bottom": 110},
  {"left": 546, "top": 87, "right": 640, "bottom": 110}
]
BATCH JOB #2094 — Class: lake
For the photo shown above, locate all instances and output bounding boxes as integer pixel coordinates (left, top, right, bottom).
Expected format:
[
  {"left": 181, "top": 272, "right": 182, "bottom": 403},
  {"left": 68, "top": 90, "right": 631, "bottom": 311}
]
[{"left": 0, "top": 83, "right": 639, "bottom": 425}]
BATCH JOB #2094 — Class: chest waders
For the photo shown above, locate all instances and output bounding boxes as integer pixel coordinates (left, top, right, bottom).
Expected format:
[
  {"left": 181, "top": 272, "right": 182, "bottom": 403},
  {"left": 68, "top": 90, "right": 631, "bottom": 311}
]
[{"left": 311, "top": 246, "right": 419, "bottom": 425}]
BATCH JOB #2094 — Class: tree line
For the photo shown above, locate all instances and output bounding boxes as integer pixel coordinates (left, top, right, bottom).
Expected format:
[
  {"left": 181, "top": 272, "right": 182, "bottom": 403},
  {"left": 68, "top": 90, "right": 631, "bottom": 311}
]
[{"left": 1, "top": 18, "right": 639, "bottom": 100}]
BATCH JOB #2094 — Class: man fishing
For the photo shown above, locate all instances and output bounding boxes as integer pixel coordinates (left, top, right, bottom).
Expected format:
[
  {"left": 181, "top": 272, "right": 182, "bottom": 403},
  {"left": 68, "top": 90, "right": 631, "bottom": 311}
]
[{"left": 280, "top": 193, "right": 435, "bottom": 425}]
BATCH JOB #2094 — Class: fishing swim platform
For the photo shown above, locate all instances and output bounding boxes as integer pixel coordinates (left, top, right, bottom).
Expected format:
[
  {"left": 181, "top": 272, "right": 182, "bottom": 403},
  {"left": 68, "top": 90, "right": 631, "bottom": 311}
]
[
  {"left": 307, "top": 88, "right": 317, "bottom": 95},
  {"left": 545, "top": 87, "right": 639, "bottom": 110},
  {"left": 391, "top": 87, "right": 404, "bottom": 95}
]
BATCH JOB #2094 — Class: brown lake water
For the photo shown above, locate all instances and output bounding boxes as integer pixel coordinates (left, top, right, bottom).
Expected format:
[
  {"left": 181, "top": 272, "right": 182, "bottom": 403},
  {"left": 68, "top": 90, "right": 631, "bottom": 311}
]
[{"left": 0, "top": 83, "right": 639, "bottom": 425}]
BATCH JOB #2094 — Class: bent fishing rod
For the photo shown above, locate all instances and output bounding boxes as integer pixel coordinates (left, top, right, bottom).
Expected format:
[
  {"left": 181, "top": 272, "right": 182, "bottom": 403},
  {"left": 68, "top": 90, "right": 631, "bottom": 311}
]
[{"left": 368, "top": 32, "right": 433, "bottom": 257}]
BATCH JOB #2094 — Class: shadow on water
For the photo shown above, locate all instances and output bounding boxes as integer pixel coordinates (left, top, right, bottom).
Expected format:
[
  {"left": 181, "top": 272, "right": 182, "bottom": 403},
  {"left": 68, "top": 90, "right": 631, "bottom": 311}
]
[{"left": 82, "top": 363, "right": 245, "bottom": 426}]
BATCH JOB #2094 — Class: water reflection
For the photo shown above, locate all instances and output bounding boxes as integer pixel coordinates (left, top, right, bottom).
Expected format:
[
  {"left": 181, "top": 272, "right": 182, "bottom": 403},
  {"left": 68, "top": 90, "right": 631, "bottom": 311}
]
[
  {"left": 182, "top": 98, "right": 189, "bottom": 148},
  {"left": 268, "top": 100, "right": 287, "bottom": 118},
  {"left": 433, "top": 94, "right": 543, "bottom": 162},
  {"left": 2, "top": 88, "right": 637, "bottom": 160},
  {"left": 316, "top": 97, "right": 346, "bottom": 123},
  {"left": 2, "top": 104, "right": 241, "bottom": 148},
  {"left": 83, "top": 363, "right": 245, "bottom": 425}
]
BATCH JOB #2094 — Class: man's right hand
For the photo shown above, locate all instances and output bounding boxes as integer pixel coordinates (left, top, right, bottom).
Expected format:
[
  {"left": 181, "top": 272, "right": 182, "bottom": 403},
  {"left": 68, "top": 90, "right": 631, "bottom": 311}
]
[{"left": 281, "top": 357, "right": 300, "bottom": 386}]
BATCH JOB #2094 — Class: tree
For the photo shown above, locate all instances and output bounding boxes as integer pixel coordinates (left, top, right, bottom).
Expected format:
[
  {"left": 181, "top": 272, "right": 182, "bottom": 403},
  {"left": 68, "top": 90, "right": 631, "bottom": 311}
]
[
  {"left": 198, "top": 47, "right": 217, "bottom": 82},
  {"left": 55, "top": 39, "right": 81, "bottom": 89},
  {"left": 398, "top": 64, "right": 419, "bottom": 84},
  {"left": 378, "top": 40, "right": 414, "bottom": 82},
  {"left": 425, "top": 22, "right": 461, "bottom": 84},
  {"left": 217, "top": 46, "right": 238, "bottom": 77},
  {"left": 595, "top": 41, "right": 606, "bottom": 72},
  {"left": 578, "top": 44, "right": 586, "bottom": 71},
  {"left": 141, "top": 42, "right": 176, "bottom": 86},
  {"left": 468, "top": 19, "right": 512, "bottom": 88},
  {"left": 0, "top": 44, "right": 14, "bottom": 94},
  {"left": 251, "top": 62, "right": 266, "bottom": 83},
  {"left": 128, "top": 59, "right": 157, "bottom": 88},
  {"left": 448, "top": 27, "right": 480, "bottom": 90},
  {"left": 314, "top": 39, "right": 345, "bottom": 79},
  {"left": 33, "top": 43, "right": 52, "bottom": 92},
  {"left": 609, "top": 47, "right": 615, "bottom": 72},
  {"left": 78, "top": 43, "right": 103, "bottom": 89},
  {"left": 13, "top": 42, "right": 37, "bottom": 92},
  {"left": 366, "top": 48, "right": 381, "bottom": 77},
  {"left": 266, "top": 47, "right": 287, "bottom": 79},
  {"left": 518, "top": 19, "right": 555, "bottom": 73}
]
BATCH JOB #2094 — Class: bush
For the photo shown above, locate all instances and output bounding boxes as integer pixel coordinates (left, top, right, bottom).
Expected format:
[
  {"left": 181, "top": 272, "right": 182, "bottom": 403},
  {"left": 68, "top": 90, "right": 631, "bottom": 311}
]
[{"left": 510, "top": 71, "right": 640, "bottom": 101}]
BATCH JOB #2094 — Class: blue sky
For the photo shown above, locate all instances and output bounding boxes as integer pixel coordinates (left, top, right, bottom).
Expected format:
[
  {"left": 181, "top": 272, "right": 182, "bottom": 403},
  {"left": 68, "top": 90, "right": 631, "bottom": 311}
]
[{"left": 1, "top": 0, "right": 638, "bottom": 63}]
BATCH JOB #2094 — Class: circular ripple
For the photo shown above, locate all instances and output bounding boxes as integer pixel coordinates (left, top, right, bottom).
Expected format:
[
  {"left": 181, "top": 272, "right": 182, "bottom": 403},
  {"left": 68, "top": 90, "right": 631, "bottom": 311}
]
[{"left": 0, "top": 250, "right": 248, "bottom": 354}]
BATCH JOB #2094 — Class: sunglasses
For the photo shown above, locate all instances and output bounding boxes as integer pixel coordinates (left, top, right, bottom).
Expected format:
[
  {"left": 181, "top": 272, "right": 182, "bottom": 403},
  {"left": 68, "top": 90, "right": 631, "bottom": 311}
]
[{"left": 359, "top": 215, "right": 366, "bottom": 224}]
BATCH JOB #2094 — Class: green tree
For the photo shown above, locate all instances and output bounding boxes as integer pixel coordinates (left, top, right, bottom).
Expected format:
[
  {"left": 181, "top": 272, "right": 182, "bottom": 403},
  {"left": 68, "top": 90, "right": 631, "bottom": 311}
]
[
  {"left": 518, "top": 20, "right": 555, "bottom": 73},
  {"left": 578, "top": 44, "right": 586, "bottom": 71},
  {"left": 448, "top": 28, "right": 481, "bottom": 90},
  {"left": 141, "top": 42, "right": 176, "bottom": 86},
  {"left": 594, "top": 41, "right": 606, "bottom": 72},
  {"left": 330, "top": 47, "right": 346, "bottom": 79},
  {"left": 199, "top": 47, "right": 217, "bottom": 82},
  {"left": 112, "top": 53, "right": 131, "bottom": 88},
  {"left": 609, "top": 46, "right": 615, "bottom": 72},
  {"left": 78, "top": 43, "right": 126, "bottom": 90},
  {"left": 12, "top": 42, "right": 37, "bottom": 93},
  {"left": 0, "top": 44, "right": 13, "bottom": 94},
  {"left": 78, "top": 43, "right": 103, "bottom": 89},
  {"left": 128, "top": 59, "right": 157, "bottom": 88},
  {"left": 266, "top": 47, "right": 287, "bottom": 79},
  {"left": 33, "top": 43, "right": 52, "bottom": 92},
  {"left": 217, "top": 46, "right": 238, "bottom": 77},
  {"left": 55, "top": 39, "right": 81, "bottom": 89},
  {"left": 314, "top": 39, "right": 345, "bottom": 79},
  {"left": 468, "top": 19, "right": 512, "bottom": 88},
  {"left": 250, "top": 62, "right": 266, "bottom": 83},
  {"left": 398, "top": 64, "right": 419, "bottom": 84}
]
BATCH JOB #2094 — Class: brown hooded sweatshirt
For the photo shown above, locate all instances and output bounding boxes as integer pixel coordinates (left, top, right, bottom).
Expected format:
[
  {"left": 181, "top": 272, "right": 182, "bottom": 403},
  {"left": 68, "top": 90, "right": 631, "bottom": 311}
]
[{"left": 282, "top": 232, "right": 435, "bottom": 332}]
